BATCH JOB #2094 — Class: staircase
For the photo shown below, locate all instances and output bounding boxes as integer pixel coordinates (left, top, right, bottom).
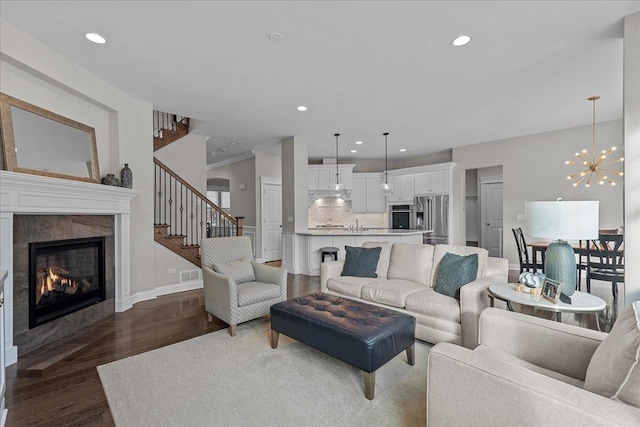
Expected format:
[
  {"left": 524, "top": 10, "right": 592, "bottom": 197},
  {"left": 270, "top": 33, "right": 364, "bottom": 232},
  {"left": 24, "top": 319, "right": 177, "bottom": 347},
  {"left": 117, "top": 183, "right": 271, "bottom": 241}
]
[
  {"left": 154, "top": 158, "right": 244, "bottom": 267},
  {"left": 153, "top": 110, "right": 190, "bottom": 151}
]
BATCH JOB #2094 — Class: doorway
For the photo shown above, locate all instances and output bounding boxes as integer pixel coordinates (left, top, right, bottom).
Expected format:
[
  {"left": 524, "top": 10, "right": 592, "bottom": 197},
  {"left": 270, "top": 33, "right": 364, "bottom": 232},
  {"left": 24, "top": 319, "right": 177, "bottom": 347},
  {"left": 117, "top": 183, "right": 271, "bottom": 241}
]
[
  {"left": 480, "top": 177, "right": 504, "bottom": 258},
  {"left": 260, "top": 177, "right": 282, "bottom": 262}
]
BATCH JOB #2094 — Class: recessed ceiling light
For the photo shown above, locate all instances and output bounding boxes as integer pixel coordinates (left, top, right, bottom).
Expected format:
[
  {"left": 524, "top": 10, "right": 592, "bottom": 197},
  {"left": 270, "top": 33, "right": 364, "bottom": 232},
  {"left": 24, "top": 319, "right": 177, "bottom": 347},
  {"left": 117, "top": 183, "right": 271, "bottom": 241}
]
[
  {"left": 452, "top": 35, "right": 471, "bottom": 47},
  {"left": 350, "top": 150, "right": 357, "bottom": 153},
  {"left": 297, "top": 106, "right": 308, "bottom": 112},
  {"left": 85, "top": 33, "right": 107, "bottom": 44},
  {"left": 231, "top": 142, "right": 239, "bottom": 145},
  {"left": 399, "top": 148, "right": 407, "bottom": 152},
  {"left": 269, "top": 32, "right": 284, "bottom": 42},
  {"left": 355, "top": 141, "right": 363, "bottom": 145}
]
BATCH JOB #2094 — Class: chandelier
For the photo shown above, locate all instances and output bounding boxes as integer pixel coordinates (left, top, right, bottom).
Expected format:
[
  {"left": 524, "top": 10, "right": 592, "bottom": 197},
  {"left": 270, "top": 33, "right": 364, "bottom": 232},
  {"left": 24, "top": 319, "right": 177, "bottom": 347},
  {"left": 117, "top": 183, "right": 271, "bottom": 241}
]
[{"left": 565, "top": 96, "right": 624, "bottom": 187}]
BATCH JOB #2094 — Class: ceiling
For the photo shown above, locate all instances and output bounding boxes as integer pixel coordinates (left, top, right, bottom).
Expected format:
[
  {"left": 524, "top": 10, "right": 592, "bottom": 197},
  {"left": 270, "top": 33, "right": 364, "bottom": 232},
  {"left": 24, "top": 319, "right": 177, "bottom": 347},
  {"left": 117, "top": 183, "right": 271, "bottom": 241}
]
[{"left": 1, "top": 1, "right": 639, "bottom": 166}]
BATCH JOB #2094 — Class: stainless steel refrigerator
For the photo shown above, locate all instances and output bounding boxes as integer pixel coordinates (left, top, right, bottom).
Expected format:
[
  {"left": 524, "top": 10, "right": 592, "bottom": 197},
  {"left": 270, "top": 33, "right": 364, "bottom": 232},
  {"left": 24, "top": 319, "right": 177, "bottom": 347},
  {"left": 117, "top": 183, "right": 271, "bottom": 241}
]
[{"left": 415, "top": 195, "right": 449, "bottom": 245}]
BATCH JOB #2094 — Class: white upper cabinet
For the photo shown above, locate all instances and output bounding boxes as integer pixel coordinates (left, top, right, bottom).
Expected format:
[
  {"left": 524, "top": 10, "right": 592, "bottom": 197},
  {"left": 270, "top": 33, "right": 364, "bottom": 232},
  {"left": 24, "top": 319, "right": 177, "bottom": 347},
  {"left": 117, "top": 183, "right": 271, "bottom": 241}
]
[
  {"left": 308, "top": 165, "right": 355, "bottom": 190},
  {"left": 414, "top": 169, "right": 449, "bottom": 195},
  {"left": 387, "top": 174, "right": 415, "bottom": 203},
  {"left": 352, "top": 174, "right": 386, "bottom": 212}
]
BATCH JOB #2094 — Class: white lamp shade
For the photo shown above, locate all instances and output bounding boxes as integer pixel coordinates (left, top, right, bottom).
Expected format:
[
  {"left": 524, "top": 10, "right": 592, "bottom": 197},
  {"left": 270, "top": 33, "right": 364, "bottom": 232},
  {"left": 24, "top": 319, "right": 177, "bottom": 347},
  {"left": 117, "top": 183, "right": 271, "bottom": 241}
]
[{"left": 525, "top": 201, "right": 599, "bottom": 240}]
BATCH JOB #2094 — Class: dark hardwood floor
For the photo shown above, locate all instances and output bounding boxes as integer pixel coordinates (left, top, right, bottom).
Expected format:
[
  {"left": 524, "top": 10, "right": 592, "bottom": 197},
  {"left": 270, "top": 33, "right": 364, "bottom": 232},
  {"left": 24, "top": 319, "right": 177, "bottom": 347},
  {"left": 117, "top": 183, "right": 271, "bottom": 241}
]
[{"left": 6, "top": 274, "right": 319, "bottom": 427}]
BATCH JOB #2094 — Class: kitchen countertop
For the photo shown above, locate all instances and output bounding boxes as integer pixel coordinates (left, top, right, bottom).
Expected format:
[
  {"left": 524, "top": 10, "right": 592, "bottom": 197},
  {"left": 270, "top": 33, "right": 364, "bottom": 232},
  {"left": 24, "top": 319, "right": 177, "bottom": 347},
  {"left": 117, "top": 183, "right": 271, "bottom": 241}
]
[{"left": 299, "top": 229, "right": 432, "bottom": 236}]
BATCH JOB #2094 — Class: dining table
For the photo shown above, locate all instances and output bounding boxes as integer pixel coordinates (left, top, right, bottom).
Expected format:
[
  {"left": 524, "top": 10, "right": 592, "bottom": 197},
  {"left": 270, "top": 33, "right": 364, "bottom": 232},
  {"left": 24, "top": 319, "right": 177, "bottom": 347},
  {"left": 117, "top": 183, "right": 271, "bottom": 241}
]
[{"left": 527, "top": 239, "right": 624, "bottom": 274}]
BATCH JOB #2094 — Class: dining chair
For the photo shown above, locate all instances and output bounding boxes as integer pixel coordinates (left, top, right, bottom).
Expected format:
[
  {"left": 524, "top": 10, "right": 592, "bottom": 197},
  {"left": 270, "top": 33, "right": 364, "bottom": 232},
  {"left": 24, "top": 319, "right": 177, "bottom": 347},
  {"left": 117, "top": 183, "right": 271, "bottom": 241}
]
[
  {"left": 586, "top": 233, "right": 624, "bottom": 300},
  {"left": 512, "top": 228, "right": 543, "bottom": 273}
]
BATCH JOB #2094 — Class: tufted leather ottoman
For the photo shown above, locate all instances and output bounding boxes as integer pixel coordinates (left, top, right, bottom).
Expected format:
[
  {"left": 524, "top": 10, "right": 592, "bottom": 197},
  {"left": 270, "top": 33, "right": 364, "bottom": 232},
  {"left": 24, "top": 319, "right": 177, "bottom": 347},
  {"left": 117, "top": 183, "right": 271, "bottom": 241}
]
[{"left": 270, "top": 293, "right": 416, "bottom": 400}]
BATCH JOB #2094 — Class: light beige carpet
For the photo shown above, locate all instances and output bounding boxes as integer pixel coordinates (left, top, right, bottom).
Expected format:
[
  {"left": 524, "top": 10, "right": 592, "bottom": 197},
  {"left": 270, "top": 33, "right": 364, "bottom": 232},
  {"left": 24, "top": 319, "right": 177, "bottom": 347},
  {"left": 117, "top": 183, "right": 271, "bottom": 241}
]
[{"left": 98, "top": 317, "right": 431, "bottom": 427}]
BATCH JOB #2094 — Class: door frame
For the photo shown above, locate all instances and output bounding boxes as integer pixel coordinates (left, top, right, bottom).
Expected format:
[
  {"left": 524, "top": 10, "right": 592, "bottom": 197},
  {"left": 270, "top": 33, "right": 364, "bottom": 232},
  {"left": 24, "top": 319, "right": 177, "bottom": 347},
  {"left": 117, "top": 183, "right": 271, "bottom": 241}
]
[
  {"left": 479, "top": 176, "right": 503, "bottom": 257},
  {"left": 259, "top": 176, "right": 282, "bottom": 262}
]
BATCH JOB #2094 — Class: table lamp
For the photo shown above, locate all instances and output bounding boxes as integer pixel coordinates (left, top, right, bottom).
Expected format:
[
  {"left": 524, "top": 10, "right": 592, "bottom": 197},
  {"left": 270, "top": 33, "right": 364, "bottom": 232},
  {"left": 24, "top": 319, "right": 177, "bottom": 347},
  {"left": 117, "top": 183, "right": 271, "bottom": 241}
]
[{"left": 525, "top": 200, "right": 599, "bottom": 297}]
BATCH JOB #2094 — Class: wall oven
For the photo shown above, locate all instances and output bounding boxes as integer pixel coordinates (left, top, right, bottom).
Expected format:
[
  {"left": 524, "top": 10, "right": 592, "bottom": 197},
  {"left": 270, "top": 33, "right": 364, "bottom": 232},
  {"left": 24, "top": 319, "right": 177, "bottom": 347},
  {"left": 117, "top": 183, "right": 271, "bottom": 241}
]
[{"left": 390, "top": 205, "right": 414, "bottom": 229}]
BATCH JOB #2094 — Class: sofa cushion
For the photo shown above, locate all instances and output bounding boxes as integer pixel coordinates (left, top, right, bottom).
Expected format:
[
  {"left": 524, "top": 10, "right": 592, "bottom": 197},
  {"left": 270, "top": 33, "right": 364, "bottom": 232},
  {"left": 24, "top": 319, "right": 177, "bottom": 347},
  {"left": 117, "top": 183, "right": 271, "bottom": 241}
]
[
  {"left": 474, "top": 345, "right": 585, "bottom": 389},
  {"left": 362, "top": 241, "right": 393, "bottom": 278},
  {"left": 405, "top": 288, "right": 461, "bottom": 323},
  {"left": 387, "top": 243, "right": 434, "bottom": 286},
  {"left": 213, "top": 258, "right": 255, "bottom": 284},
  {"left": 236, "top": 282, "right": 281, "bottom": 307},
  {"left": 584, "top": 302, "right": 640, "bottom": 408},
  {"left": 361, "top": 279, "right": 426, "bottom": 308},
  {"left": 341, "top": 246, "right": 382, "bottom": 278},
  {"left": 326, "top": 276, "right": 381, "bottom": 298},
  {"left": 431, "top": 245, "right": 488, "bottom": 287},
  {"left": 434, "top": 252, "right": 479, "bottom": 298}
]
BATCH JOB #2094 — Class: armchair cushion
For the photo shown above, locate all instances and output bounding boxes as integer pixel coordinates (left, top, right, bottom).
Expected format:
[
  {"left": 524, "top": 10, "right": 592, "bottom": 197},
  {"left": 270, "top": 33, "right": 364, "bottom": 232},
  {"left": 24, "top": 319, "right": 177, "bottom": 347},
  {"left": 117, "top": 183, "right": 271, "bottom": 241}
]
[
  {"left": 584, "top": 301, "right": 640, "bottom": 408},
  {"left": 434, "top": 252, "right": 478, "bottom": 297},
  {"left": 236, "top": 282, "right": 282, "bottom": 307},
  {"left": 341, "top": 246, "right": 381, "bottom": 278},
  {"left": 213, "top": 259, "right": 255, "bottom": 284}
]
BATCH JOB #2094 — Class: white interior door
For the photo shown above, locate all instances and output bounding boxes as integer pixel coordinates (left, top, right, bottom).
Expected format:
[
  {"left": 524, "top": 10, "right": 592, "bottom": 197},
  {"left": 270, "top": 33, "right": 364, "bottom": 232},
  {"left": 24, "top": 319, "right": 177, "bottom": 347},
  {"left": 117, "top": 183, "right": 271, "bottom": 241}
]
[
  {"left": 480, "top": 180, "right": 503, "bottom": 257},
  {"left": 262, "top": 182, "right": 282, "bottom": 262}
]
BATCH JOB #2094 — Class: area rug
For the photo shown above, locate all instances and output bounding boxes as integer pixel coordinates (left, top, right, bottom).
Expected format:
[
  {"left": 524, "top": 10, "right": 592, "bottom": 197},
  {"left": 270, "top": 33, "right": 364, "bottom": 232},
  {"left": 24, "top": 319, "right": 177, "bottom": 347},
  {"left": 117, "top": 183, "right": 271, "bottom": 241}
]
[{"left": 98, "top": 318, "right": 431, "bottom": 426}]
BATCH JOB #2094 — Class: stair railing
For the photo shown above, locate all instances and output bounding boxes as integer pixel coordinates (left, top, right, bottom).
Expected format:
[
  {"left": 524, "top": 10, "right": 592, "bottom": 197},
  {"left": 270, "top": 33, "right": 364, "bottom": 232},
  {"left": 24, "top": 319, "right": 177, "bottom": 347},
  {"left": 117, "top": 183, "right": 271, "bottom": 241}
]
[
  {"left": 153, "top": 110, "right": 188, "bottom": 138},
  {"left": 154, "top": 158, "right": 243, "bottom": 247}
]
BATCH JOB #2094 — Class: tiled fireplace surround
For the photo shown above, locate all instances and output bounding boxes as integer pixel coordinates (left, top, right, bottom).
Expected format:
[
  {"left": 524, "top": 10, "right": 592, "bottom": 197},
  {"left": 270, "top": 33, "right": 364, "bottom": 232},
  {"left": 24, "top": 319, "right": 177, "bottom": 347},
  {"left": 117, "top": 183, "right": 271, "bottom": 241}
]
[{"left": 0, "top": 171, "right": 140, "bottom": 364}]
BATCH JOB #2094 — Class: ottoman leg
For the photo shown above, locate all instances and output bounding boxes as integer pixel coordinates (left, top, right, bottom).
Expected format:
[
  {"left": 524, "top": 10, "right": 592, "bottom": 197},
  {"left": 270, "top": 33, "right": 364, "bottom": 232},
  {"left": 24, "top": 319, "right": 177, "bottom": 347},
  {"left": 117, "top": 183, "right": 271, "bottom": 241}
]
[
  {"left": 363, "top": 371, "right": 376, "bottom": 400},
  {"left": 271, "top": 330, "right": 280, "bottom": 349},
  {"left": 406, "top": 343, "right": 415, "bottom": 366}
]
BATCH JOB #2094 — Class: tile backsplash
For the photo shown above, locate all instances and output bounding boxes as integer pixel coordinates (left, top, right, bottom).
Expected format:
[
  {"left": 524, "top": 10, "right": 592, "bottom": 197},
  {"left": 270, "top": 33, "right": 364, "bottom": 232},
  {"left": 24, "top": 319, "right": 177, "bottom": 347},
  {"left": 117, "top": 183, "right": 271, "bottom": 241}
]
[{"left": 309, "top": 197, "right": 387, "bottom": 228}]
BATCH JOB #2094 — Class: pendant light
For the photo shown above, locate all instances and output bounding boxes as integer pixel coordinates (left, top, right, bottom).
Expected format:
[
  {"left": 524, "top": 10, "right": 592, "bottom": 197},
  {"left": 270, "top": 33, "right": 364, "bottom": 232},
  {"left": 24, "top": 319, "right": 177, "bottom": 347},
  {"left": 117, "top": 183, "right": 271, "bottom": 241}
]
[
  {"left": 381, "top": 132, "right": 394, "bottom": 196},
  {"left": 330, "top": 133, "right": 345, "bottom": 197},
  {"left": 565, "top": 96, "right": 624, "bottom": 187}
]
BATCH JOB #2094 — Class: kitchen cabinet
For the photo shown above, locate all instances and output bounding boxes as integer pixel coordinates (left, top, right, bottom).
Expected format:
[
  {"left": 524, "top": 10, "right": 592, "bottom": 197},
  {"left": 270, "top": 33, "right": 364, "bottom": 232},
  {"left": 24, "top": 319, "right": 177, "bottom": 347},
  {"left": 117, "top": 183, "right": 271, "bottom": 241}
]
[
  {"left": 387, "top": 174, "right": 414, "bottom": 203},
  {"left": 308, "top": 165, "right": 355, "bottom": 191},
  {"left": 351, "top": 174, "right": 386, "bottom": 212},
  {"left": 414, "top": 169, "right": 449, "bottom": 194}
]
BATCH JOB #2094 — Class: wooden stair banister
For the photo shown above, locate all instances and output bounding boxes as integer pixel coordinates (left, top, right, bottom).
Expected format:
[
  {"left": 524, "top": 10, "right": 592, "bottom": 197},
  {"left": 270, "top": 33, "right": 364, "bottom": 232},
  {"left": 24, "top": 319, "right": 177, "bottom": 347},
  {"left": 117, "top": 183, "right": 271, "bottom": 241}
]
[
  {"left": 153, "top": 157, "right": 244, "bottom": 267},
  {"left": 153, "top": 110, "right": 190, "bottom": 152}
]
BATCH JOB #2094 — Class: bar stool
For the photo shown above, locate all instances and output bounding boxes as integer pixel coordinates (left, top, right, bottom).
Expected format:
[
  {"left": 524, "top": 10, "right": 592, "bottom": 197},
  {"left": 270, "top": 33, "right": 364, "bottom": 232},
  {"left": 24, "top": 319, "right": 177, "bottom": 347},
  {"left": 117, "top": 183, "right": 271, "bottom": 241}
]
[{"left": 319, "top": 246, "right": 339, "bottom": 263}]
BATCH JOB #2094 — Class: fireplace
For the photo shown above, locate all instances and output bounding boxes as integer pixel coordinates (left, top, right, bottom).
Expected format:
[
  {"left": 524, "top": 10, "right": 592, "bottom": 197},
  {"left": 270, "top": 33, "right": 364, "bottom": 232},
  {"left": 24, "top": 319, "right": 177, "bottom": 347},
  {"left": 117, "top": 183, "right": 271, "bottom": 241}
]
[{"left": 29, "top": 237, "right": 106, "bottom": 328}]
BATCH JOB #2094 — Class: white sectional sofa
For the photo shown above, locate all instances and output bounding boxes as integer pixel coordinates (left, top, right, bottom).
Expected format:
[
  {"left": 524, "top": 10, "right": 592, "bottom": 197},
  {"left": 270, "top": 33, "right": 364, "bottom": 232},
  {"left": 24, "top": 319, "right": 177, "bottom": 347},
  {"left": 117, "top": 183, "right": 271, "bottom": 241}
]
[{"left": 320, "top": 242, "right": 509, "bottom": 349}]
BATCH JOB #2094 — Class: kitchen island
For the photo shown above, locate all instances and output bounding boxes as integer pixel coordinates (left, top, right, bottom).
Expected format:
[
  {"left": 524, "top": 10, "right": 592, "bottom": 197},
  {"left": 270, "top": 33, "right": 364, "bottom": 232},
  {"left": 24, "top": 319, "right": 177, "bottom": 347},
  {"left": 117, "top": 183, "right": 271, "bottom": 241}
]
[{"left": 296, "top": 229, "right": 431, "bottom": 276}]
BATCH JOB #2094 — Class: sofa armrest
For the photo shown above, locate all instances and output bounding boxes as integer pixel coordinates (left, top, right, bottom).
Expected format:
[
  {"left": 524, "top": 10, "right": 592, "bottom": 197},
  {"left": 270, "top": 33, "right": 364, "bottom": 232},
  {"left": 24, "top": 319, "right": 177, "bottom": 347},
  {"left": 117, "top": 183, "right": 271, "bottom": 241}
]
[
  {"left": 486, "top": 256, "right": 509, "bottom": 281},
  {"left": 202, "top": 266, "right": 237, "bottom": 320},
  {"left": 479, "top": 307, "right": 607, "bottom": 380},
  {"left": 427, "top": 343, "right": 640, "bottom": 427},
  {"left": 459, "top": 274, "right": 503, "bottom": 349},
  {"left": 320, "top": 260, "right": 345, "bottom": 293}
]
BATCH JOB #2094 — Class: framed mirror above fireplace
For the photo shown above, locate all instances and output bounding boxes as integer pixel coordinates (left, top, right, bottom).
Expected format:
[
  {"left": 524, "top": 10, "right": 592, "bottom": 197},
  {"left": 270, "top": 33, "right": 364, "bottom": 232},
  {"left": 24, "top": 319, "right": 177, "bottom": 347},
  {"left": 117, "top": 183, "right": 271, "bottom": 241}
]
[{"left": 0, "top": 93, "right": 101, "bottom": 183}]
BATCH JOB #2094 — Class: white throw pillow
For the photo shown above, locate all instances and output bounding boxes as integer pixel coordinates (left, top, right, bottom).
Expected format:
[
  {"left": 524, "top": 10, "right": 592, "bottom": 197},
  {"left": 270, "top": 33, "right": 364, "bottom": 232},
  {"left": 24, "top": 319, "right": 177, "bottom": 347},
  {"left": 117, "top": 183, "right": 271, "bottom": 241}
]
[
  {"left": 584, "top": 302, "right": 640, "bottom": 408},
  {"left": 213, "top": 259, "right": 255, "bottom": 284},
  {"left": 362, "top": 241, "right": 393, "bottom": 279}
]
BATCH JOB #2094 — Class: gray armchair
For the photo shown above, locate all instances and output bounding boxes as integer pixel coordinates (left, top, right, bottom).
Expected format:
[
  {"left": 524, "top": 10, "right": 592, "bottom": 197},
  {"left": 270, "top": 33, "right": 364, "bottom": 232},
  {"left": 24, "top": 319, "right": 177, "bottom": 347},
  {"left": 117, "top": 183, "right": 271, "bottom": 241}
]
[
  {"left": 201, "top": 236, "right": 287, "bottom": 336},
  {"left": 427, "top": 307, "right": 640, "bottom": 426}
]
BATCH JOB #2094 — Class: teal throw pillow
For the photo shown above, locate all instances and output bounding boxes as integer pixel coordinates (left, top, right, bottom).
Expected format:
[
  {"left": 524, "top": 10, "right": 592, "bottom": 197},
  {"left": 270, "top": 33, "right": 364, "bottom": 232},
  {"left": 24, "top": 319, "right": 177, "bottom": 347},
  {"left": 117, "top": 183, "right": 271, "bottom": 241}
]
[
  {"left": 434, "top": 252, "right": 479, "bottom": 298},
  {"left": 341, "top": 246, "right": 382, "bottom": 278}
]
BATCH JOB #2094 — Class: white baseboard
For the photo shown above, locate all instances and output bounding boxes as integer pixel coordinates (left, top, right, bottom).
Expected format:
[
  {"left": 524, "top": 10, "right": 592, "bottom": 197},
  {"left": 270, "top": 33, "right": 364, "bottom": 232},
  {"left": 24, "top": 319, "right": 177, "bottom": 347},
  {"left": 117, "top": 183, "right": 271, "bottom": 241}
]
[
  {"left": 116, "top": 280, "right": 204, "bottom": 312},
  {"left": 5, "top": 345, "right": 17, "bottom": 366}
]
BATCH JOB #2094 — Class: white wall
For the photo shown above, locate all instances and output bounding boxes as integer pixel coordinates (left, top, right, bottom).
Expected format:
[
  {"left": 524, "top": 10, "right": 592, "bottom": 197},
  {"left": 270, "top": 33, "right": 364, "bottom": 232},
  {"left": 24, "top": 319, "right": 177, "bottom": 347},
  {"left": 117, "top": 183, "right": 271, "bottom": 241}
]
[
  {"left": 207, "top": 156, "right": 256, "bottom": 226},
  {"left": 0, "top": 20, "right": 155, "bottom": 301},
  {"left": 452, "top": 120, "right": 624, "bottom": 268},
  {"left": 153, "top": 133, "right": 208, "bottom": 287},
  {"left": 254, "top": 151, "right": 282, "bottom": 259}
]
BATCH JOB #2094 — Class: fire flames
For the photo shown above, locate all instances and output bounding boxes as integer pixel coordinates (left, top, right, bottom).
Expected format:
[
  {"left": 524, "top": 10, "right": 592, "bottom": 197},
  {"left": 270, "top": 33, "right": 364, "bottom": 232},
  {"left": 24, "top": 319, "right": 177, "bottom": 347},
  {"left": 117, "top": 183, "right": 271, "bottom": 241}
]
[{"left": 36, "top": 267, "right": 92, "bottom": 305}]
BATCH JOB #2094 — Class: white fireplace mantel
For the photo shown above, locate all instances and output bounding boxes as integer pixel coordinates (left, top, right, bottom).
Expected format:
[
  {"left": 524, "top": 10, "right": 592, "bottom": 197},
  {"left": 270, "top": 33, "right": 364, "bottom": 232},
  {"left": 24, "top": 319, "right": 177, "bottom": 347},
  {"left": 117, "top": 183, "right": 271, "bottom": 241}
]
[{"left": 0, "top": 170, "right": 141, "bottom": 365}]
